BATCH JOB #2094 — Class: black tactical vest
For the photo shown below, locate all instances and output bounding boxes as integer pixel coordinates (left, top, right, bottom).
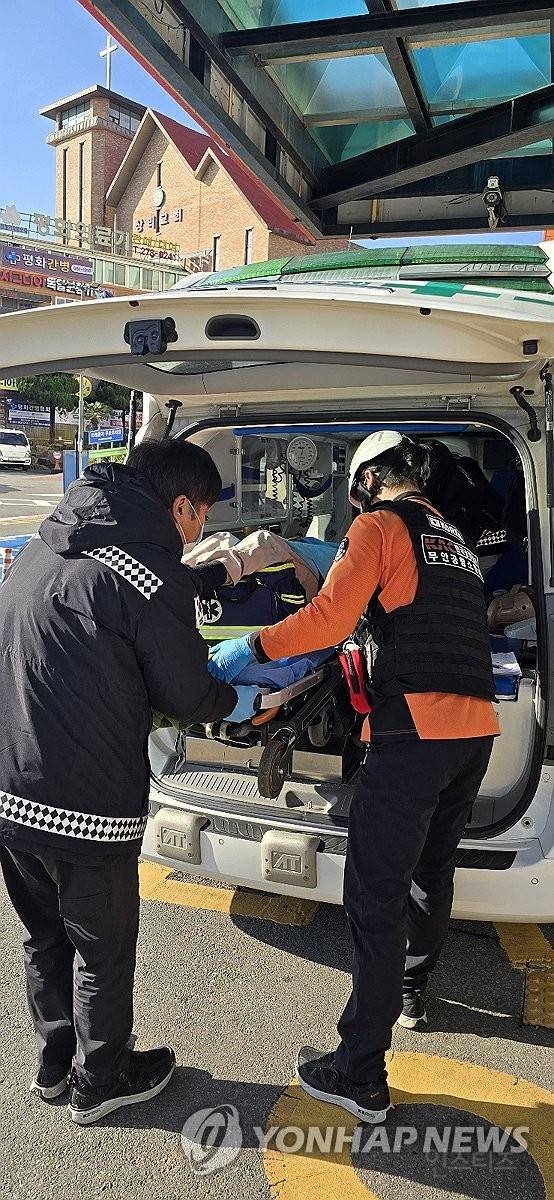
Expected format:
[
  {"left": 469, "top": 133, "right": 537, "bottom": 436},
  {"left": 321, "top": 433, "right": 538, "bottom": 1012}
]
[{"left": 367, "top": 496, "right": 495, "bottom": 701}]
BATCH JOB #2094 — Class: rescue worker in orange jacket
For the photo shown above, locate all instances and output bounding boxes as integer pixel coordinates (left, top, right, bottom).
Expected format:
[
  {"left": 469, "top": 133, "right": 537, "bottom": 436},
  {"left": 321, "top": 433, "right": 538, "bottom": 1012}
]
[{"left": 209, "top": 430, "right": 499, "bottom": 1124}]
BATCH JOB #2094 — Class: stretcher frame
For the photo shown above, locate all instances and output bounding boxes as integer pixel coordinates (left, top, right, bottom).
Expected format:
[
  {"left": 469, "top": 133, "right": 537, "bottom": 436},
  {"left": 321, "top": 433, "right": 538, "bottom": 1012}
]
[{"left": 257, "top": 667, "right": 327, "bottom": 710}]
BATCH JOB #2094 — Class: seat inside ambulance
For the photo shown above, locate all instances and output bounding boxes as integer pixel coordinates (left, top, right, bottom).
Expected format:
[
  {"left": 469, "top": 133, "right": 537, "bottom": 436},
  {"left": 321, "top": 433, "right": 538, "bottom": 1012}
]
[{"left": 159, "top": 420, "right": 536, "bottom": 831}]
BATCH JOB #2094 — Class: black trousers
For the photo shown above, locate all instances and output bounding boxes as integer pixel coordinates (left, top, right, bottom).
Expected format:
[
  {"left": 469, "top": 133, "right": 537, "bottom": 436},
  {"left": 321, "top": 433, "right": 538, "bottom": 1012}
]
[
  {"left": 0, "top": 845, "right": 140, "bottom": 1089},
  {"left": 334, "top": 735, "right": 494, "bottom": 1085}
]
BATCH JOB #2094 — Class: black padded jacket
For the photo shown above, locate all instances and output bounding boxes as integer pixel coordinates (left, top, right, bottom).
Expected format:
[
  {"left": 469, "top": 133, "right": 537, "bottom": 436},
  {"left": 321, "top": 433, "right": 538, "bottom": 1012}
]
[{"left": 0, "top": 462, "right": 236, "bottom": 863}]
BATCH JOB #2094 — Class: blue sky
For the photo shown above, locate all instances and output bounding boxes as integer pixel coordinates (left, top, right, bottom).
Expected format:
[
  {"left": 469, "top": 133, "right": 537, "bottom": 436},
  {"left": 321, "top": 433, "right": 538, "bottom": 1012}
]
[
  {"left": 0, "top": 0, "right": 202, "bottom": 215},
  {"left": 0, "top": 0, "right": 541, "bottom": 245}
]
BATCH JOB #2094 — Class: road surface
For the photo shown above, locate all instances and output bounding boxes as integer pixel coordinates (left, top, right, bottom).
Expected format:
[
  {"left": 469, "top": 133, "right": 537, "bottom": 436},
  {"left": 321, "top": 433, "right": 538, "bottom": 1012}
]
[{"left": 0, "top": 466, "right": 62, "bottom": 538}]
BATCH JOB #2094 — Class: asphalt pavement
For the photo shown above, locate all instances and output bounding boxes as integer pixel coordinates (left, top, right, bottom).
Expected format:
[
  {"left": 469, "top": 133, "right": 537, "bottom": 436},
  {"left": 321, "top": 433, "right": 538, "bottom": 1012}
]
[
  {"left": 0, "top": 466, "right": 62, "bottom": 537},
  {"left": 0, "top": 873, "right": 552, "bottom": 1200},
  {"left": 0, "top": 469, "right": 552, "bottom": 1200}
]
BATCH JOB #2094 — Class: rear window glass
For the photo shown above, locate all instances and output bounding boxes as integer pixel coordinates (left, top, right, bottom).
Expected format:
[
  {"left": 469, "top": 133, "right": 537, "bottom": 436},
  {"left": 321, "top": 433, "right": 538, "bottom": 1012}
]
[{"left": 0, "top": 432, "right": 28, "bottom": 446}]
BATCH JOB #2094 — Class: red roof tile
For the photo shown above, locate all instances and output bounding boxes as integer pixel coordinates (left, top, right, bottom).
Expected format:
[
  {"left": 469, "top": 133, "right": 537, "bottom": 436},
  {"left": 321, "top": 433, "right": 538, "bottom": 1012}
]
[{"left": 152, "top": 111, "right": 313, "bottom": 244}]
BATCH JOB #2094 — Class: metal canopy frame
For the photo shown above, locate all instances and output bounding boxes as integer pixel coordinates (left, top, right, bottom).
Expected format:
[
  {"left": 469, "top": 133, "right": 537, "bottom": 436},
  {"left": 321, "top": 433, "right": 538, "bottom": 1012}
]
[
  {"left": 222, "top": 2, "right": 554, "bottom": 60},
  {"left": 77, "top": 0, "right": 554, "bottom": 237},
  {"left": 314, "top": 86, "right": 554, "bottom": 207}
]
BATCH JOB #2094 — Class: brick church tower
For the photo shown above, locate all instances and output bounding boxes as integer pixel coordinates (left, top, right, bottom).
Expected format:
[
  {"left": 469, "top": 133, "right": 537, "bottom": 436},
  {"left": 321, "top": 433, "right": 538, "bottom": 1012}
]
[{"left": 40, "top": 86, "right": 145, "bottom": 230}]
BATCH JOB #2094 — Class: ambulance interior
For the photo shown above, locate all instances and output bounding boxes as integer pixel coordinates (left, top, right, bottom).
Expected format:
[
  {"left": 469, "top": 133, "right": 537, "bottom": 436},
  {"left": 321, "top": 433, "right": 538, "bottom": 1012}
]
[{"left": 151, "top": 420, "right": 539, "bottom": 836}]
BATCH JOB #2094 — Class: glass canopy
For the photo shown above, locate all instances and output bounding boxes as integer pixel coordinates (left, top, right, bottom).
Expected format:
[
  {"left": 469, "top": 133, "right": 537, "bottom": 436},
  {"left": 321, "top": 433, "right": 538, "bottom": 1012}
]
[
  {"left": 217, "top": 1, "right": 552, "bottom": 165},
  {"left": 411, "top": 27, "right": 551, "bottom": 120},
  {"left": 220, "top": 0, "right": 493, "bottom": 26},
  {"left": 82, "top": 0, "right": 554, "bottom": 237},
  {"left": 271, "top": 52, "right": 415, "bottom": 160},
  {"left": 219, "top": 1, "right": 369, "bottom": 28}
]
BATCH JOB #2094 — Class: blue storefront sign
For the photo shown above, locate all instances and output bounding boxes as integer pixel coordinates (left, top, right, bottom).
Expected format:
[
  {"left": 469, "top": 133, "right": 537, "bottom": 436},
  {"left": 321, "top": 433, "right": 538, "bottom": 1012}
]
[{"left": 88, "top": 428, "right": 124, "bottom": 446}]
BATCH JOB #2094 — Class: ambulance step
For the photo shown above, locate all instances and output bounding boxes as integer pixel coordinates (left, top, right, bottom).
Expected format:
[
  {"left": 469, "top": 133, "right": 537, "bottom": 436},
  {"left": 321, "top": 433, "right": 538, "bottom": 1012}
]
[
  {"left": 159, "top": 761, "right": 349, "bottom": 814},
  {"left": 165, "top": 767, "right": 261, "bottom": 802}
]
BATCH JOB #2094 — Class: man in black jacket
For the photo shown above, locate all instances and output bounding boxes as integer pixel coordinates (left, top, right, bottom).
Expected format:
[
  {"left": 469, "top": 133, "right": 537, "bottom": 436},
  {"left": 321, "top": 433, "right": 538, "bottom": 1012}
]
[{"left": 0, "top": 439, "right": 255, "bottom": 1125}]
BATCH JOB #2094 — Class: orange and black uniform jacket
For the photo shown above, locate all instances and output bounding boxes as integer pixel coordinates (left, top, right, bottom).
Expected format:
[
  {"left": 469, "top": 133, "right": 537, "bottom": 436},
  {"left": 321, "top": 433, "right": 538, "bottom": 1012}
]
[{"left": 256, "top": 498, "right": 500, "bottom": 743}]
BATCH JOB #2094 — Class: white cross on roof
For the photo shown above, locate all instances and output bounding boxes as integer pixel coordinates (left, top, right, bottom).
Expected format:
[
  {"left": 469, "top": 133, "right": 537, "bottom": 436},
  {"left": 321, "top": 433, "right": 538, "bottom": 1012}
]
[{"left": 100, "top": 34, "right": 118, "bottom": 90}]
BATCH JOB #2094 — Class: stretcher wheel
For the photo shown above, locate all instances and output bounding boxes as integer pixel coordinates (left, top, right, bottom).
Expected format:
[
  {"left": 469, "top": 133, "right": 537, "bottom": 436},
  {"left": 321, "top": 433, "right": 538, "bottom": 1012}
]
[
  {"left": 258, "top": 737, "right": 291, "bottom": 799},
  {"left": 308, "top": 703, "right": 334, "bottom": 747}
]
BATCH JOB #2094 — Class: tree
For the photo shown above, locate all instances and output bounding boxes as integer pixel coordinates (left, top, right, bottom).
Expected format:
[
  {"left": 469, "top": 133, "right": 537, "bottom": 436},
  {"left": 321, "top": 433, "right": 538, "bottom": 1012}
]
[
  {"left": 15, "top": 377, "right": 142, "bottom": 441},
  {"left": 93, "top": 381, "right": 133, "bottom": 410},
  {"left": 85, "top": 401, "right": 114, "bottom": 421},
  {"left": 92, "top": 382, "right": 142, "bottom": 440},
  {"left": 17, "top": 373, "right": 79, "bottom": 440}
]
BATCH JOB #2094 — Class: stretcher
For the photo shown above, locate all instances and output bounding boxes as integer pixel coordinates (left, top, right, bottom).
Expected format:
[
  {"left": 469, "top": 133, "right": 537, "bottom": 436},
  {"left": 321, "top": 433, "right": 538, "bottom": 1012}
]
[
  {"left": 193, "top": 552, "right": 527, "bottom": 798},
  {"left": 203, "top": 655, "right": 354, "bottom": 799},
  {"left": 192, "top": 549, "right": 359, "bottom": 797},
  {"left": 204, "top": 648, "right": 524, "bottom": 799}
]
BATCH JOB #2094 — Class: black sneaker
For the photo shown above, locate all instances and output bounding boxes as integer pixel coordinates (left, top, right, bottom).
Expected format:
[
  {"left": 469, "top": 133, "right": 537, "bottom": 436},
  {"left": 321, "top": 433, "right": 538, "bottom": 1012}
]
[
  {"left": 295, "top": 1046, "right": 392, "bottom": 1124},
  {"left": 68, "top": 1046, "right": 176, "bottom": 1125},
  {"left": 397, "top": 991, "right": 427, "bottom": 1029},
  {"left": 31, "top": 1066, "right": 71, "bottom": 1101}
]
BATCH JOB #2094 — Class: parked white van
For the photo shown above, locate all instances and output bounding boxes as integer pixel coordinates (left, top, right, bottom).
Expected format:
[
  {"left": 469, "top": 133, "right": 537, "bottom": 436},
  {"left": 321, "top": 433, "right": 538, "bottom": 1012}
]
[
  {"left": 0, "top": 429, "right": 31, "bottom": 469},
  {"left": 1, "top": 244, "right": 553, "bottom": 922}
]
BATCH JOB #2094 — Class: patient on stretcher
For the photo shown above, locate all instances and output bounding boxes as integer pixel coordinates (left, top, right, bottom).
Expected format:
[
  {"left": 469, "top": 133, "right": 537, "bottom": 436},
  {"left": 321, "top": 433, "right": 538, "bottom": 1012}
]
[
  {"left": 184, "top": 529, "right": 338, "bottom": 700},
  {"left": 178, "top": 531, "right": 353, "bottom": 796}
]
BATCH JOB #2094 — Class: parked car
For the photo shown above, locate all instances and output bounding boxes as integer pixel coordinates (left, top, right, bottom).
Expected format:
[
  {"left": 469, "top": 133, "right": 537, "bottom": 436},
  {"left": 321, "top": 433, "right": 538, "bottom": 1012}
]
[
  {"left": 0, "top": 244, "right": 553, "bottom": 922},
  {"left": 0, "top": 429, "right": 31, "bottom": 469}
]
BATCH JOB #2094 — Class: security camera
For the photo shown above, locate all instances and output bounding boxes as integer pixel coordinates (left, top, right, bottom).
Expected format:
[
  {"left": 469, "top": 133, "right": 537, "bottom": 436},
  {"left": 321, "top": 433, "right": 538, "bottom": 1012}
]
[
  {"left": 482, "top": 175, "right": 506, "bottom": 231},
  {"left": 482, "top": 175, "right": 502, "bottom": 209}
]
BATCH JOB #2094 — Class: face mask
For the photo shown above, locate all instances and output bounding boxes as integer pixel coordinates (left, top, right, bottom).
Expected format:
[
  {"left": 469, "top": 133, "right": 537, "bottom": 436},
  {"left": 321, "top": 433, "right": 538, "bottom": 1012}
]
[{"left": 180, "top": 499, "right": 205, "bottom": 548}]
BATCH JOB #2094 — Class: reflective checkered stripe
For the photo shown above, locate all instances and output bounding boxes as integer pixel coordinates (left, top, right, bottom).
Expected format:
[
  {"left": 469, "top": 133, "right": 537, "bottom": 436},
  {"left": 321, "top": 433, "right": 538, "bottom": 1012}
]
[
  {"left": 476, "top": 529, "right": 507, "bottom": 549},
  {"left": 83, "top": 546, "right": 163, "bottom": 599},
  {"left": 0, "top": 791, "right": 147, "bottom": 842}
]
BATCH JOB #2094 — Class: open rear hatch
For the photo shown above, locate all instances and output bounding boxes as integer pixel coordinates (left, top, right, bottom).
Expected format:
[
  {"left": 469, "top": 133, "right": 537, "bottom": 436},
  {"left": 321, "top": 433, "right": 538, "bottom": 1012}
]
[{"left": 1, "top": 280, "right": 554, "bottom": 398}]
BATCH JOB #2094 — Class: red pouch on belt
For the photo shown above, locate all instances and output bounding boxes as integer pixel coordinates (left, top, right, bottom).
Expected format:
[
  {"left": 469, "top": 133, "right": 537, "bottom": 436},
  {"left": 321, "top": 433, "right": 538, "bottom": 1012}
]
[{"left": 338, "top": 640, "right": 372, "bottom": 715}]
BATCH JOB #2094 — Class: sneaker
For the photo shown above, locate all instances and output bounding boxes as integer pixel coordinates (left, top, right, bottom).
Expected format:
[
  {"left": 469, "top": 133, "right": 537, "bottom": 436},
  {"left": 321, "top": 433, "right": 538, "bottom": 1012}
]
[
  {"left": 31, "top": 1066, "right": 71, "bottom": 1101},
  {"left": 68, "top": 1046, "right": 176, "bottom": 1126},
  {"left": 397, "top": 991, "right": 428, "bottom": 1029},
  {"left": 295, "top": 1046, "right": 392, "bottom": 1124}
]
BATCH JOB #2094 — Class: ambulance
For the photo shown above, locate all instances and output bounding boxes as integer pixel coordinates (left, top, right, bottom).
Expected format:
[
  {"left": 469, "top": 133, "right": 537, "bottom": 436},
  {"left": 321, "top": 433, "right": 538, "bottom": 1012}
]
[{"left": 1, "top": 243, "right": 553, "bottom": 921}]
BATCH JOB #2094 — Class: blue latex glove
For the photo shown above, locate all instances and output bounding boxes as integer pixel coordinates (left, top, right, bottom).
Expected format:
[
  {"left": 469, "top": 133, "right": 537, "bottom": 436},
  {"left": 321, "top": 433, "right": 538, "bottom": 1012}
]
[
  {"left": 226, "top": 685, "right": 260, "bottom": 723},
  {"left": 208, "top": 634, "right": 255, "bottom": 683}
]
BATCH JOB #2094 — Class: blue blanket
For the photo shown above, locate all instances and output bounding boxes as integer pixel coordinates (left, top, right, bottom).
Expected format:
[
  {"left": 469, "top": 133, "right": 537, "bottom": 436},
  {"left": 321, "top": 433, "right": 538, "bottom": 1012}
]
[{"left": 237, "top": 648, "right": 332, "bottom": 689}]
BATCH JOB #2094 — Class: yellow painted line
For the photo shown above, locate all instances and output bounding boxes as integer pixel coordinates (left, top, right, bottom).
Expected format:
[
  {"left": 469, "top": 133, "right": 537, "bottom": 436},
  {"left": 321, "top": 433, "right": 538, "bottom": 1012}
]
[
  {"left": 139, "top": 861, "right": 319, "bottom": 925},
  {"left": 140, "top": 863, "right": 230, "bottom": 909},
  {"left": 0, "top": 515, "right": 43, "bottom": 525},
  {"left": 495, "top": 924, "right": 554, "bottom": 1029},
  {"left": 495, "top": 923, "right": 554, "bottom": 969},
  {"left": 523, "top": 968, "right": 554, "bottom": 1029},
  {"left": 264, "top": 1052, "right": 554, "bottom": 1200}
]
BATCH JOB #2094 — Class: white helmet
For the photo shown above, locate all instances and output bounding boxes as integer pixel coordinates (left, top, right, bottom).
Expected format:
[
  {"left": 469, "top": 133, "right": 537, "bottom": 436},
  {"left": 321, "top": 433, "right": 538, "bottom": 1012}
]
[{"left": 348, "top": 430, "right": 406, "bottom": 504}]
